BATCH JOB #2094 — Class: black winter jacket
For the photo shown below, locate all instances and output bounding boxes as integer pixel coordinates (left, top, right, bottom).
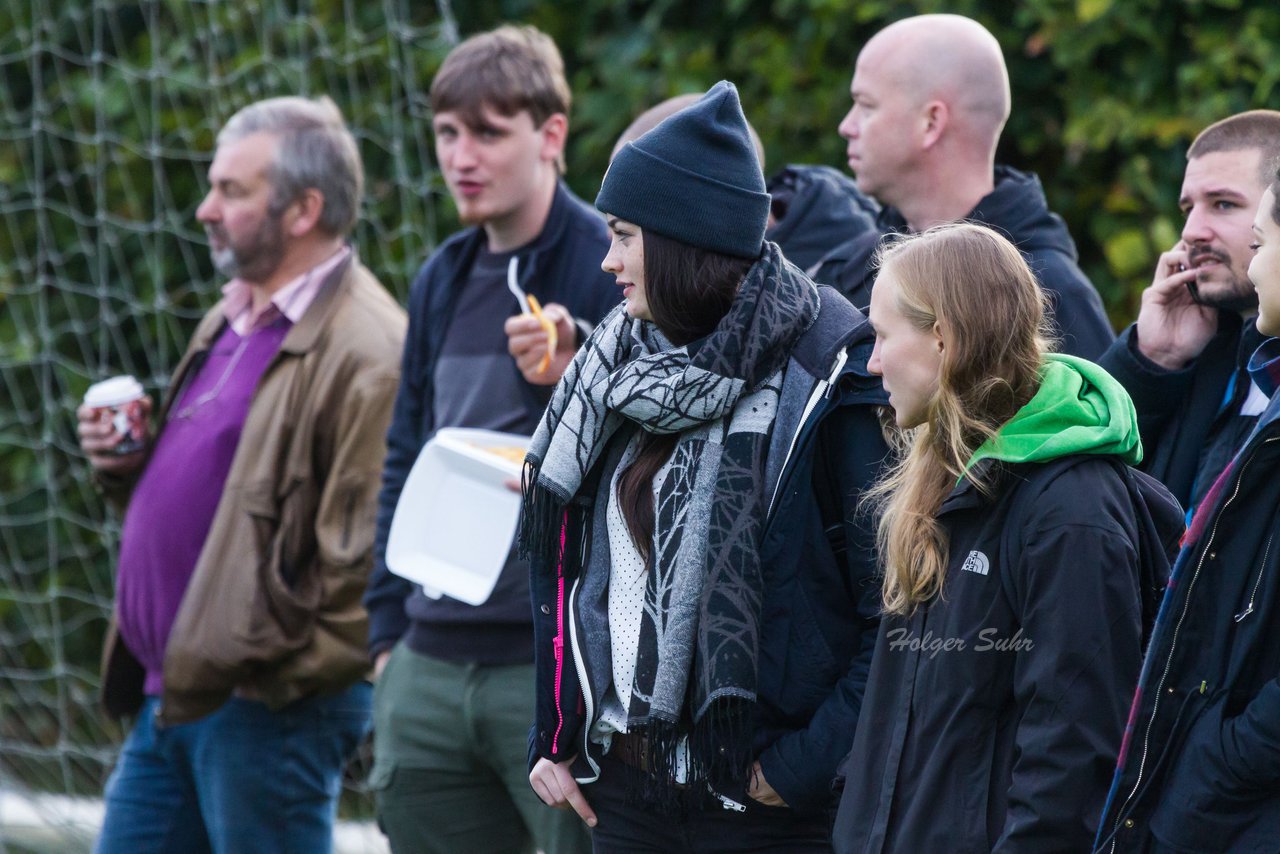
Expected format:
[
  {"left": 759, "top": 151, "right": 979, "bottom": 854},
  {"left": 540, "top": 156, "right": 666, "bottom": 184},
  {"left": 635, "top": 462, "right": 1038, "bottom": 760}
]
[
  {"left": 765, "top": 164, "right": 879, "bottom": 294},
  {"left": 528, "top": 289, "right": 891, "bottom": 816},
  {"left": 1098, "top": 313, "right": 1265, "bottom": 510},
  {"left": 833, "top": 456, "right": 1182, "bottom": 853},
  {"left": 1097, "top": 372, "right": 1280, "bottom": 854},
  {"left": 822, "top": 165, "right": 1115, "bottom": 358},
  {"left": 752, "top": 315, "right": 889, "bottom": 812},
  {"left": 365, "top": 183, "right": 618, "bottom": 655}
]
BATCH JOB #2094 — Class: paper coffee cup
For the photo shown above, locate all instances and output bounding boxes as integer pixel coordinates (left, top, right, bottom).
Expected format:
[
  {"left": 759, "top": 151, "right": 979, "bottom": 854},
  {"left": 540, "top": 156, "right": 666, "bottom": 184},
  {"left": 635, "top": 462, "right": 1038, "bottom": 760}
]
[{"left": 84, "top": 375, "right": 147, "bottom": 455}]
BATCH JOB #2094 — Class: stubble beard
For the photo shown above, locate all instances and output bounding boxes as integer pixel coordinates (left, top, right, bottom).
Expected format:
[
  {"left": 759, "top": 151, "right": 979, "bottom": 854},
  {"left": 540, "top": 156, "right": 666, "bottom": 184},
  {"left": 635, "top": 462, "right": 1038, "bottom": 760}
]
[
  {"left": 206, "top": 215, "right": 286, "bottom": 284},
  {"left": 1191, "top": 266, "right": 1260, "bottom": 314}
]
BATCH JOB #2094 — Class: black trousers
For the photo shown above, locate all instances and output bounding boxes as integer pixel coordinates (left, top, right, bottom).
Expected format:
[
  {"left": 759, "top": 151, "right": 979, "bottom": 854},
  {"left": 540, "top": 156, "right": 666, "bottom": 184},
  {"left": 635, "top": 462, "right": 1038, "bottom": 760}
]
[{"left": 587, "top": 752, "right": 832, "bottom": 853}]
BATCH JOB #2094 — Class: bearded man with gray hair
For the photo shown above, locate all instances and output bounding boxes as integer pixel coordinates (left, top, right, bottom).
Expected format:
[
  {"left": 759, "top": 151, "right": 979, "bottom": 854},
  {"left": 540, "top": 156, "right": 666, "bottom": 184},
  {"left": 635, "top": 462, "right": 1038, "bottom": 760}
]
[{"left": 79, "top": 95, "right": 406, "bottom": 853}]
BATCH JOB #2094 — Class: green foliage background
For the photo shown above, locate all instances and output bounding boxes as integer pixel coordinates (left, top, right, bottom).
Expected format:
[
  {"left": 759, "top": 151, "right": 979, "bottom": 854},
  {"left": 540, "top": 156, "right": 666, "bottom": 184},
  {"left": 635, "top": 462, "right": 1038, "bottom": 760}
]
[{"left": 0, "top": 0, "right": 1275, "bottom": 799}]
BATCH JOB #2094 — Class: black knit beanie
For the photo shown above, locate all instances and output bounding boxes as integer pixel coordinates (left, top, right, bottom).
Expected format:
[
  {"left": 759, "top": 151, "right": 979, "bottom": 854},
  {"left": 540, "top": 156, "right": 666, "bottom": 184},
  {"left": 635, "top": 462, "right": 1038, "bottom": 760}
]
[{"left": 596, "top": 81, "right": 769, "bottom": 259}]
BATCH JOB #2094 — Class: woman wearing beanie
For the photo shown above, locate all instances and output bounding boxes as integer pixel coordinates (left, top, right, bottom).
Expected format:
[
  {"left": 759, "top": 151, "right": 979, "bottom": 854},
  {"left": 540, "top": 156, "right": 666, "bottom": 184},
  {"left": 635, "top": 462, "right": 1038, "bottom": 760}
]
[
  {"left": 830, "top": 223, "right": 1183, "bottom": 853},
  {"left": 522, "top": 81, "right": 889, "bottom": 850}
]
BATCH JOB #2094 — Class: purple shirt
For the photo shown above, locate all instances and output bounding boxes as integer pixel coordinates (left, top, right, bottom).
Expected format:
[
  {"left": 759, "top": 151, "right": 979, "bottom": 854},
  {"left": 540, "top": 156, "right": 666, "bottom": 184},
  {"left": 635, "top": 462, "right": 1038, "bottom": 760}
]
[{"left": 115, "top": 319, "right": 289, "bottom": 695}]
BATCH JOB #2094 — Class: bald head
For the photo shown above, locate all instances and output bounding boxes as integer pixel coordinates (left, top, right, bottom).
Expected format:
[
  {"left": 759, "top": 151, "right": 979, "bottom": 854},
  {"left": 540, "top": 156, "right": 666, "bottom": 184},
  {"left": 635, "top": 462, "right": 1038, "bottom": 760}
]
[
  {"left": 862, "top": 14, "right": 1010, "bottom": 149},
  {"left": 839, "top": 14, "right": 1012, "bottom": 228}
]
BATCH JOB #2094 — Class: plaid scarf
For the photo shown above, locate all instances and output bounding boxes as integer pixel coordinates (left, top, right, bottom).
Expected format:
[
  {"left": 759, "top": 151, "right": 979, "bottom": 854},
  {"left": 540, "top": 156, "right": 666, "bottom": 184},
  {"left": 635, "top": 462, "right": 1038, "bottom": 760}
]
[{"left": 521, "top": 242, "right": 819, "bottom": 798}]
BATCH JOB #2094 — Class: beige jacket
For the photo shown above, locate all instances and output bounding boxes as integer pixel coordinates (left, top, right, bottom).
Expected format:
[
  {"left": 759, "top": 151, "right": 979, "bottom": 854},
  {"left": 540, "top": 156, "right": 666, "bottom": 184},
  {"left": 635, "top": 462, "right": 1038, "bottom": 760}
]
[{"left": 100, "top": 256, "right": 406, "bottom": 725}]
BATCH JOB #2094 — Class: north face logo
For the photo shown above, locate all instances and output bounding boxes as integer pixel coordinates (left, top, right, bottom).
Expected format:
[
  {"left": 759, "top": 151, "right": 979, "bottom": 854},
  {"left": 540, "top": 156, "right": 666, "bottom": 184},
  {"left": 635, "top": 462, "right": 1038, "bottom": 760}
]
[{"left": 961, "top": 550, "right": 990, "bottom": 576}]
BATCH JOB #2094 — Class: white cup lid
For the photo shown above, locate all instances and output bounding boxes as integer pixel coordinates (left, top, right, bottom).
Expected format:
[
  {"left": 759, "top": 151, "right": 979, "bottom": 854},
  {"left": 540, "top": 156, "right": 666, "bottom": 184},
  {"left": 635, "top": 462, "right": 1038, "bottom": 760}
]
[{"left": 84, "top": 375, "right": 144, "bottom": 408}]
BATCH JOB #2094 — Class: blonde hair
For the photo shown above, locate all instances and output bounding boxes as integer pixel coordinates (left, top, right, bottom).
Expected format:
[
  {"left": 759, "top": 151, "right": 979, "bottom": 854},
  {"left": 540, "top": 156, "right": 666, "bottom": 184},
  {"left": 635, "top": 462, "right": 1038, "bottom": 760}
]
[{"left": 867, "top": 223, "right": 1051, "bottom": 615}]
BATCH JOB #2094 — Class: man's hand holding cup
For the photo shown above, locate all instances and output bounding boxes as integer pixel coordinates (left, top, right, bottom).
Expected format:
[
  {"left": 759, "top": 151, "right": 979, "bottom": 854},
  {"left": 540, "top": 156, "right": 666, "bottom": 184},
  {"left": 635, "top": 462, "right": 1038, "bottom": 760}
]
[{"left": 79, "top": 375, "right": 153, "bottom": 474}]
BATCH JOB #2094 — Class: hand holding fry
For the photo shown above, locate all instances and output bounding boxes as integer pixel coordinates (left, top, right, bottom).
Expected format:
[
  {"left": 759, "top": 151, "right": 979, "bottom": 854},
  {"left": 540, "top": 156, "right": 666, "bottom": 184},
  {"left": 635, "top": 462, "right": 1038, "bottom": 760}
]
[{"left": 505, "top": 301, "right": 576, "bottom": 385}]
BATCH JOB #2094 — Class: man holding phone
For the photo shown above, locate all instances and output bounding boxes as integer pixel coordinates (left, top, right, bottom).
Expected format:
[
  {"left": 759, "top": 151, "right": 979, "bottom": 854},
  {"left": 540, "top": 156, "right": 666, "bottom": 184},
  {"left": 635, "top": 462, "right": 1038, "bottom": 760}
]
[{"left": 1099, "top": 110, "right": 1280, "bottom": 513}]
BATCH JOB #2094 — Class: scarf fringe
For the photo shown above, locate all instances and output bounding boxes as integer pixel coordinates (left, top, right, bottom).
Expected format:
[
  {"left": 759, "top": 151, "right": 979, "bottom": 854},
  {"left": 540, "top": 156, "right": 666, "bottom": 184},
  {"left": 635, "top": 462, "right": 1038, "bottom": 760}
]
[
  {"left": 689, "top": 696, "right": 755, "bottom": 794},
  {"left": 518, "top": 458, "right": 565, "bottom": 570},
  {"left": 631, "top": 719, "right": 686, "bottom": 815},
  {"left": 621, "top": 697, "right": 756, "bottom": 815}
]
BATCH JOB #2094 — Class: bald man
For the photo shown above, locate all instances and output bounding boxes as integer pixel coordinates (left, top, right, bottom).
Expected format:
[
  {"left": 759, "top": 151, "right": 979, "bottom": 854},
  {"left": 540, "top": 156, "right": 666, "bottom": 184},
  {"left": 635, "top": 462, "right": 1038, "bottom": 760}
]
[
  {"left": 613, "top": 94, "right": 880, "bottom": 297},
  {"left": 833, "top": 13, "right": 1114, "bottom": 357}
]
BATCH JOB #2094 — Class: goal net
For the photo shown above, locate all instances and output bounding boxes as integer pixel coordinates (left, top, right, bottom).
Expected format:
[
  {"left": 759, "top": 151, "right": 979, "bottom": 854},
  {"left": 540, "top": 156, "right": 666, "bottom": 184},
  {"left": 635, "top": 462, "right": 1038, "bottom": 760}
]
[{"left": 0, "top": 0, "right": 452, "bottom": 837}]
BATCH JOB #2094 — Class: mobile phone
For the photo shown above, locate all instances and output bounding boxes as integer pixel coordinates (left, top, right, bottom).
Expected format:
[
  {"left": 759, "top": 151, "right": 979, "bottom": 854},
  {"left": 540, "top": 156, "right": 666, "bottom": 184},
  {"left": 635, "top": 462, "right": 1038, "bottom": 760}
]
[{"left": 1186, "top": 275, "right": 1204, "bottom": 304}]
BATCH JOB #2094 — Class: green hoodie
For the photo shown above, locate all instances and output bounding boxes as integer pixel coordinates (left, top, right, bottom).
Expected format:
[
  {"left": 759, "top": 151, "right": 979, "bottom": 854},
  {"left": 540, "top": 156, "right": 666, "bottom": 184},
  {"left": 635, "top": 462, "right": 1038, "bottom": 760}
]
[{"left": 964, "top": 353, "right": 1142, "bottom": 477}]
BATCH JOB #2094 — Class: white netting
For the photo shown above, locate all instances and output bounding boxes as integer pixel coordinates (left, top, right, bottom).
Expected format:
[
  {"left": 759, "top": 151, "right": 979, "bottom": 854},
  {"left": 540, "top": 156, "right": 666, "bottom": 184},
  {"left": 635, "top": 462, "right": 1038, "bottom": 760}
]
[{"left": 0, "top": 0, "right": 454, "bottom": 835}]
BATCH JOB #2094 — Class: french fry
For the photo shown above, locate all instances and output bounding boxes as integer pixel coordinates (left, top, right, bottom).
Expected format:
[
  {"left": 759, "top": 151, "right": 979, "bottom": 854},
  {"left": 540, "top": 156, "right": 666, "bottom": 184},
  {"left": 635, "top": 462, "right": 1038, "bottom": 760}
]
[
  {"left": 468, "top": 443, "right": 528, "bottom": 465},
  {"left": 525, "top": 294, "right": 557, "bottom": 374}
]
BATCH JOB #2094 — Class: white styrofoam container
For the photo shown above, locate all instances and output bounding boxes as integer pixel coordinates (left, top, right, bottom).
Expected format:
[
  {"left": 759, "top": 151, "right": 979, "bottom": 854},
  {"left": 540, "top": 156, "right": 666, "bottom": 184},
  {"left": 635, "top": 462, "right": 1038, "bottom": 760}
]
[{"left": 385, "top": 428, "right": 530, "bottom": 606}]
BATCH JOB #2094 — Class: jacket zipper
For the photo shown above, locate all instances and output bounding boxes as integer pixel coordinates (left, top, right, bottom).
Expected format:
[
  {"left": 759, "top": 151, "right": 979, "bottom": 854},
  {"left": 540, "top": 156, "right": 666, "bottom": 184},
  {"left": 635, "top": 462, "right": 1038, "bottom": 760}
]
[
  {"left": 710, "top": 786, "right": 747, "bottom": 812},
  {"left": 1109, "top": 435, "right": 1279, "bottom": 849},
  {"left": 766, "top": 348, "right": 847, "bottom": 520},
  {"left": 568, "top": 572, "right": 600, "bottom": 782},
  {"left": 1234, "top": 530, "right": 1274, "bottom": 623},
  {"left": 551, "top": 518, "right": 568, "bottom": 754}
]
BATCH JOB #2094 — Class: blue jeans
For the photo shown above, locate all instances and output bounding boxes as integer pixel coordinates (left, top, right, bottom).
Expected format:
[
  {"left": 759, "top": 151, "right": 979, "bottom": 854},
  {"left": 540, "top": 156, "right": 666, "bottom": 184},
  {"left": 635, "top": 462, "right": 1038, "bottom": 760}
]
[{"left": 95, "top": 683, "right": 372, "bottom": 854}]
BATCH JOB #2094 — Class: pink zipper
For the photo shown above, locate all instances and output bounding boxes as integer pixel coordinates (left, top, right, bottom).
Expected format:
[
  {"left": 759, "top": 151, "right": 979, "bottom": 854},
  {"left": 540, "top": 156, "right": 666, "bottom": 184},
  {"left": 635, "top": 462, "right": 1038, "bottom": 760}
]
[{"left": 550, "top": 512, "right": 568, "bottom": 755}]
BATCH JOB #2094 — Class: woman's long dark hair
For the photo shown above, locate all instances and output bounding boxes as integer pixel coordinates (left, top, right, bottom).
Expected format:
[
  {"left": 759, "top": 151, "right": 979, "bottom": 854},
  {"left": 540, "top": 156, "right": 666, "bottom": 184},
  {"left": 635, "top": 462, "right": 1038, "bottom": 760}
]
[{"left": 616, "top": 229, "right": 753, "bottom": 561}]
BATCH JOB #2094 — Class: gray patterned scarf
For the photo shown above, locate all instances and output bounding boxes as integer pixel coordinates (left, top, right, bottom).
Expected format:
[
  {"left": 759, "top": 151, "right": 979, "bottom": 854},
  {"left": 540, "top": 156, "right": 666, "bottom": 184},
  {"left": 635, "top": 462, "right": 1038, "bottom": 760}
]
[{"left": 521, "top": 242, "right": 819, "bottom": 797}]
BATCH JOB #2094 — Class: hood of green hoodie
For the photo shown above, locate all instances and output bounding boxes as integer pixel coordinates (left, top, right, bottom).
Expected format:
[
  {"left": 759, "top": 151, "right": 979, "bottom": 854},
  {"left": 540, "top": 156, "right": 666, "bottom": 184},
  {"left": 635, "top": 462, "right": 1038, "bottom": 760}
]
[{"left": 964, "top": 353, "right": 1142, "bottom": 477}]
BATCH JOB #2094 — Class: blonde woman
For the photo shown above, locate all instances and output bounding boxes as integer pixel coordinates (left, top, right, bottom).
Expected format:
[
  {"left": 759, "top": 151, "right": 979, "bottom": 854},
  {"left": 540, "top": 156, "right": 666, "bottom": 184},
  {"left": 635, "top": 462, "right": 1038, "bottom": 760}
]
[{"left": 832, "top": 223, "right": 1182, "bottom": 853}]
